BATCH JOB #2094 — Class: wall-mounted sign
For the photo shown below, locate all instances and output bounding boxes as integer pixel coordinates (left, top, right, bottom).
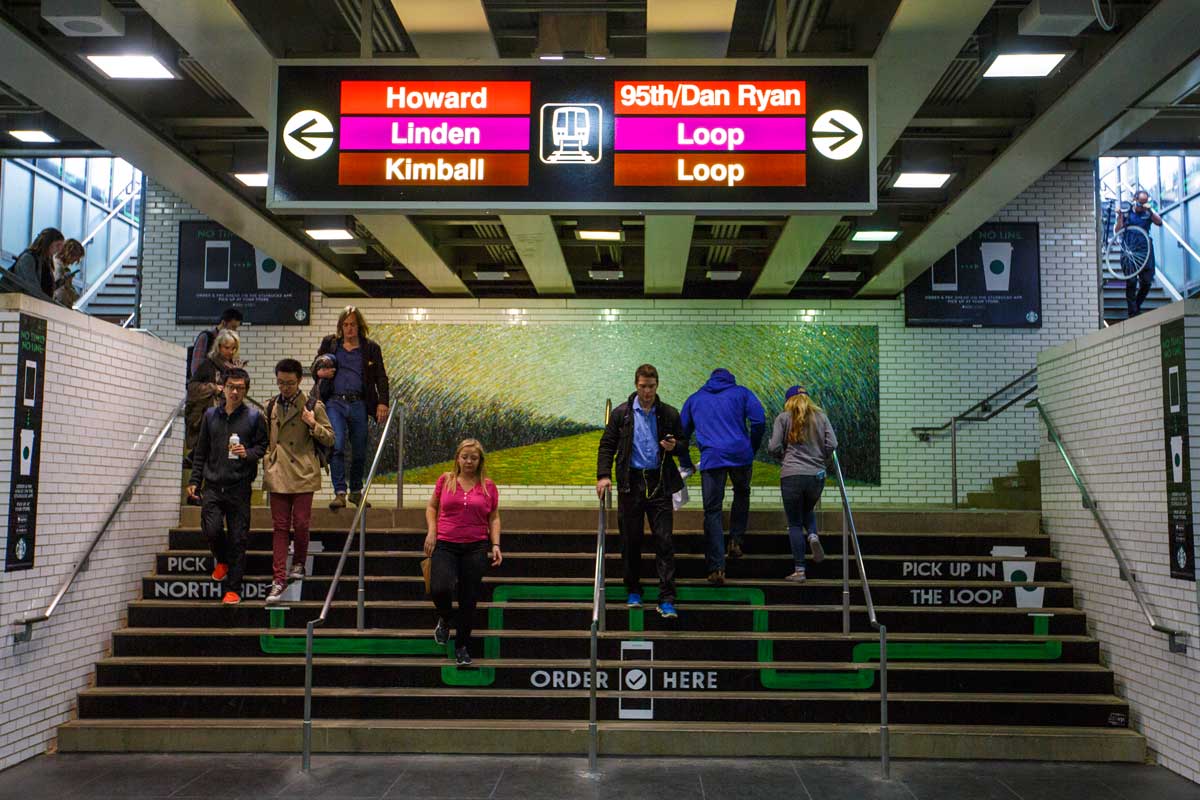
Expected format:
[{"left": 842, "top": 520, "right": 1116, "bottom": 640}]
[
  {"left": 175, "top": 221, "right": 311, "bottom": 326},
  {"left": 1161, "top": 318, "right": 1194, "bottom": 580},
  {"left": 6, "top": 313, "right": 46, "bottom": 572},
  {"left": 904, "top": 222, "right": 1042, "bottom": 328},
  {"left": 269, "top": 61, "right": 875, "bottom": 213}
]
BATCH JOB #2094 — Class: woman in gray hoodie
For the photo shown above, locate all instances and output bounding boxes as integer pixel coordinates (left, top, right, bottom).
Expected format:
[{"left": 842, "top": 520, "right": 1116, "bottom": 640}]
[{"left": 768, "top": 386, "right": 838, "bottom": 582}]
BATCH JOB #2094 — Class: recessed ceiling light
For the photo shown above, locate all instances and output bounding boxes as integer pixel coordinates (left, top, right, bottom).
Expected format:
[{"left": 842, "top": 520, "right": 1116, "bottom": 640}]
[
  {"left": 305, "top": 228, "right": 354, "bottom": 241},
  {"left": 841, "top": 241, "right": 879, "bottom": 256},
  {"left": 705, "top": 270, "right": 743, "bottom": 281},
  {"left": 851, "top": 230, "right": 900, "bottom": 243},
  {"left": 473, "top": 269, "right": 511, "bottom": 281},
  {"left": 8, "top": 130, "right": 57, "bottom": 143},
  {"left": 329, "top": 243, "right": 368, "bottom": 255},
  {"left": 823, "top": 271, "right": 862, "bottom": 281},
  {"left": 984, "top": 53, "right": 1068, "bottom": 79},
  {"left": 233, "top": 172, "right": 269, "bottom": 187},
  {"left": 539, "top": 54, "right": 564, "bottom": 61},
  {"left": 86, "top": 54, "right": 175, "bottom": 79},
  {"left": 354, "top": 270, "right": 393, "bottom": 280},
  {"left": 576, "top": 229, "right": 624, "bottom": 242},
  {"left": 588, "top": 269, "right": 624, "bottom": 281},
  {"left": 893, "top": 172, "right": 952, "bottom": 189}
]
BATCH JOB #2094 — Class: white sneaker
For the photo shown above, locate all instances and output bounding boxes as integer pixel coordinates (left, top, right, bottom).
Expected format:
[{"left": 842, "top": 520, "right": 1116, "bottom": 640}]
[
  {"left": 808, "top": 534, "right": 825, "bottom": 564},
  {"left": 265, "top": 582, "right": 287, "bottom": 604}
]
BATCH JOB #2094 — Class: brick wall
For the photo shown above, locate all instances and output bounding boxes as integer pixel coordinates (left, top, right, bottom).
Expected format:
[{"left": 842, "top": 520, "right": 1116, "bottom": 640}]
[
  {"left": 139, "top": 162, "right": 1098, "bottom": 505},
  {"left": 1038, "top": 299, "right": 1200, "bottom": 782},
  {"left": 0, "top": 294, "right": 183, "bottom": 769}
]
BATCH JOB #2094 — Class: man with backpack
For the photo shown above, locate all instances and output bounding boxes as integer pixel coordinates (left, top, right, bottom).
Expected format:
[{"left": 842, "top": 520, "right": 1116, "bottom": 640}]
[
  {"left": 189, "top": 308, "right": 243, "bottom": 381},
  {"left": 262, "top": 359, "right": 334, "bottom": 605}
]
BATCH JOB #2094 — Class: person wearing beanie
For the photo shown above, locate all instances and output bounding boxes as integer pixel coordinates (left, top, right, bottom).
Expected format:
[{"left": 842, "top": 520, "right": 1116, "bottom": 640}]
[{"left": 768, "top": 385, "right": 838, "bottom": 582}]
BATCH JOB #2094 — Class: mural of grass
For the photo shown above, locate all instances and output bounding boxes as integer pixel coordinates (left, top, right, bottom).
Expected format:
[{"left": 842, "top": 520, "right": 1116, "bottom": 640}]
[{"left": 368, "top": 323, "right": 880, "bottom": 485}]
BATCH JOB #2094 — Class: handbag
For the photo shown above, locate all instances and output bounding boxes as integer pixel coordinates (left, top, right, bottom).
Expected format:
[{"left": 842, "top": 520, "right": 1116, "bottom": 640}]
[{"left": 420, "top": 557, "right": 432, "bottom": 595}]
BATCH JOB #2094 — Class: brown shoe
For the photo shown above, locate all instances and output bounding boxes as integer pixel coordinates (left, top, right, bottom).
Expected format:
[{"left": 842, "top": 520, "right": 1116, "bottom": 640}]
[
  {"left": 349, "top": 491, "right": 371, "bottom": 508},
  {"left": 329, "top": 492, "right": 347, "bottom": 509},
  {"left": 727, "top": 540, "right": 743, "bottom": 559},
  {"left": 785, "top": 569, "right": 807, "bottom": 583},
  {"left": 706, "top": 569, "right": 725, "bottom": 585}
]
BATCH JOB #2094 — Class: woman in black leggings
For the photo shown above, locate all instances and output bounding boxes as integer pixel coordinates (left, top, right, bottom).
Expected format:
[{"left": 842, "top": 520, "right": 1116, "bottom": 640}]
[{"left": 424, "top": 439, "right": 502, "bottom": 666}]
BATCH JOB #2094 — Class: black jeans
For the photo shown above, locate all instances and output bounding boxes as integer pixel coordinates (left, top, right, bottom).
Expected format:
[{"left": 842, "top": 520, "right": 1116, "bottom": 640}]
[
  {"left": 618, "top": 469, "right": 676, "bottom": 603},
  {"left": 200, "top": 482, "right": 252, "bottom": 594},
  {"left": 780, "top": 474, "right": 825, "bottom": 567},
  {"left": 1126, "top": 264, "right": 1154, "bottom": 317},
  {"left": 430, "top": 539, "right": 490, "bottom": 654},
  {"left": 701, "top": 465, "right": 753, "bottom": 572}
]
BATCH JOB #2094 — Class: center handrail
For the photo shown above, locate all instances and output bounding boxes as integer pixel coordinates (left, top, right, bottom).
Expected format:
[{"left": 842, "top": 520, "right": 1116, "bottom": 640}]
[
  {"left": 302, "top": 395, "right": 403, "bottom": 770},
  {"left": 1031, "top": 399, "right": 1188, "bottom": 654},
  {"left": 832, "top": 450, "right": 888, "bottom": 779},
  {"left": 587, "top": 398, "right": 612, "bottom": 773},
  {"left": 11, "top": 397, "right": 185, "bottom": 644}
]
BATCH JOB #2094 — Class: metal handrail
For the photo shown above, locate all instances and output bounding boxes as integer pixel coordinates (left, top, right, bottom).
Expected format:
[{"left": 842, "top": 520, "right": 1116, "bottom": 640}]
[
  {"left": 912, "top": 368, "right": 1038, "bottom": 508},
  {"left": 81, "top": 178, "right": 140, "bottom": 248},
  {"left": 587, "top": 398, "right": 612, "bottom": 773},
  {"left": 832, "top": 450, "right": 888, "bottom": 779},
  {"left": 73, "top": 236, "right": 139, "bottom": 311},
  {"left": 302, "top": 396, "right": 404, "bottom": 770},
  {"left": 12, "top": 397, "right": 185, "bottom": 644},
  {"left": 1032, "top": 399, "right": 1188, "bottom": 654}
]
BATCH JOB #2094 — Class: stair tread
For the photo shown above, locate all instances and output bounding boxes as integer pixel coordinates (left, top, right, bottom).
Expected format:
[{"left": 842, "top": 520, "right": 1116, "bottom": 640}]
[
  {"left": 116, "top": 627, "right": 1095, "bottom": 640},
  {"left": 161, "top": 548, "right": 1061, "bottom": 562}
]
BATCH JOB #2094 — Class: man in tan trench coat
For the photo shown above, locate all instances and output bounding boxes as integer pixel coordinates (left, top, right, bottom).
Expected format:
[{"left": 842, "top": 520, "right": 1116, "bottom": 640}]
[{"left": 263, "top": 358, "right": 335, "bottom": 604}]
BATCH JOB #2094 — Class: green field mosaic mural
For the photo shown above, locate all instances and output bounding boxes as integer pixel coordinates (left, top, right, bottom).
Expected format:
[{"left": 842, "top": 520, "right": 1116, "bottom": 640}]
[{"left": 366, "top": 323, "right": 880, "bottom": 485}]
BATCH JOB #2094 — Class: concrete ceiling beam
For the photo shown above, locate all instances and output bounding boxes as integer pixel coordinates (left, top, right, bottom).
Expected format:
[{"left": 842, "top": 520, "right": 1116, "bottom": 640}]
[{"left": 357, "top": 215, "right": 472, "bottom": 296}]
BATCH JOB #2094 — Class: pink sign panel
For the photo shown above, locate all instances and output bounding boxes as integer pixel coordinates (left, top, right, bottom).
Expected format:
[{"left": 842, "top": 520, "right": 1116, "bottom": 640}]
[
  {"left": 340, "top": 116, "right": 530, "bottom": 150},
  {"left": 614, "top": 117, "right": 806, "bottom": 151}
]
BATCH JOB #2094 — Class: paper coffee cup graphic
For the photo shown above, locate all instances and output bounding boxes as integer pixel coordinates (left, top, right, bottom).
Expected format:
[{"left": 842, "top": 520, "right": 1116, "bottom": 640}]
[
  {"left": 1171, "top": 435, "right": 1184, "bottom": 483},
  {"left": 991, "top": 546, "right": 1044, "bottom": 608},
  {"left": 19, "top": 429, "right": 34, "bottom": 476},
  {"left": 980, "top": 242, "right": 1013, "bottom": 292},
  {"left": 254, "top": 248, "right": 282, "bottom": 290}
]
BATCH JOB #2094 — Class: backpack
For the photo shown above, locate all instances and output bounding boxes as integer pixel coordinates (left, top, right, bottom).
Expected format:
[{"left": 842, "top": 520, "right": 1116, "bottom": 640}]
[{"left": 267, "top": 392, "right": 332, "bottom": 472}]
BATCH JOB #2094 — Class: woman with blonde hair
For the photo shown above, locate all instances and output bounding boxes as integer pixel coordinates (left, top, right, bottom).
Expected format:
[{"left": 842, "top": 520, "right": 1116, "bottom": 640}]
[
  {"left": 52, "top": 239, "right": 85, "bottom": 306},
  {"left": 424, "top": 438, "right": 502, "bottom": 666},
  {"left": 768, "top": 386, "right": 838, "bottom": 582},
  {"left": 185, "top": 329, "right": 244, "bottom": 463}
]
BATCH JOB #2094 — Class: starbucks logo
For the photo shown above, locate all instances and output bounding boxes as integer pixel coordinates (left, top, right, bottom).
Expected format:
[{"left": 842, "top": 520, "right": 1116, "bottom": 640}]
[
  {"left": 14, "top": 537, "right": 27, "bottom": 560},
  {"left": 1026, "top": 311, "right": 1039, "bottom": 323},
  {"left": 294, "top": 309, "right": 307, "bottom": 322},
  {"left": 1177, "top": 546, "right": 1188, "bottom": 570}
]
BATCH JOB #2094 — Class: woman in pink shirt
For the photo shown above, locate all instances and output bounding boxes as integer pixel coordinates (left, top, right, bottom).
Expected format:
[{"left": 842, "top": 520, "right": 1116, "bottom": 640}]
[{"left": 424, "top": 438, "right": 502, "bottom": 666}]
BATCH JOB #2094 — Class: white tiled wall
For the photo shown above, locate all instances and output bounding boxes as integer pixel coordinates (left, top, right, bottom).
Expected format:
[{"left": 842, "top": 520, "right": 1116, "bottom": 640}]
[
  {"left": 0, "top": 294, "right": 183, "bottom": 770},
  {"left": 1037, "top": 299, "right": 1200, "bottom": 782},
  {"left": 138, "top": 162, "right": 1100, "bottom": 506}
]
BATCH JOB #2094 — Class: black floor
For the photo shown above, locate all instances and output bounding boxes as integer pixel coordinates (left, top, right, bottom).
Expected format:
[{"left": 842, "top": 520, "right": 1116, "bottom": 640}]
[{"left": 1, "top": 754, "right": 1198, "bottom": 800}]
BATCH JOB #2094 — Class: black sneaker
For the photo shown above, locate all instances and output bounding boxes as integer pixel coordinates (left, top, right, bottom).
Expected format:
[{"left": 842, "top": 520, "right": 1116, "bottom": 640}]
[
  {"left": 727, "top": 540, "right": 744, "bottom": 559},
  {"left": 455, "top": 646, "right": 472, "bottom": 666},
  {"left": 434, "top": 618, "right": 449, "bottom": 646}
]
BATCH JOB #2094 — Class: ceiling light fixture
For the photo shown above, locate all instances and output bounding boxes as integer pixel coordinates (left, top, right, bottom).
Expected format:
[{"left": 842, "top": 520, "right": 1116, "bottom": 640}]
[
  {"left": 306, "top": 228, "right": 354, "bottom": 241},
  {"left": 329, "top": 242, "right": 369, "bottom": 255},
  {"left": 538, "top": 54, "right": 564, "bottom": 61},
  {"left": 893, "top": 172, "right": 952, "bottom": 189},
  {"left": 705, "top": 270, "right": 742, "bottom": 281},
  {"left": 473, "top": 269, "right": 511, "bottom": 281},
  {"left": 983, "top": 52, "right": 1068, "bottom": 78},
  {"left": 851, "top": 230, "right": 900, "bottom": 243},
  {"left": 85, "top": 53, "right": 175, "bottom": 79},
  {"left": 588, "top": 269, "right": 624, "bottom": 281},
  {"left": 8, "top": 130, "right": 57, "bottom": 143},
  {"left": 822, "top": 271, "right": 862, "bottom": 281},
  {"left": 576, "top": 229, "right": 624, "bottom": 242},
  {"left": 233, "top": 172, "right": 269, "bottom": 187},
  {"left": 840, "top": 240, "right": 880, "bottom": 256},
  {"left": 354, "top": 270, "right": 393, "bottom": 280}
]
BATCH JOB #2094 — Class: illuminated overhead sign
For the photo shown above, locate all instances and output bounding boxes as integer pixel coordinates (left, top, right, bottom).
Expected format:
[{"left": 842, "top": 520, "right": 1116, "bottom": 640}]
[{"left": 270, "top": 61, "right": 874, "bottom": 213}]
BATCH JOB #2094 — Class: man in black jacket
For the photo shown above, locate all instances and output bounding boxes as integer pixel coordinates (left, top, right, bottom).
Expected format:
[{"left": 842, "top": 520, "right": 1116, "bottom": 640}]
[
  {"left": 314, "top": 306, "right": 391, "bottom": 509},
  {"left": 596, "top": 364, "right": 687, "bottom": 619},
  {"left": 186, "top": 368, "right": 269, "bottom": 605}
]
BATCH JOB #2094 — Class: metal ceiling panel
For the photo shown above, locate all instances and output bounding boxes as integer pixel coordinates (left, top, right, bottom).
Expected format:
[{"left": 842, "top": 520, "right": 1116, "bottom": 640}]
[
  {"left": 498, "top": 214, "right": 575, "bottom": 294},
  {"left": 390, "top": 1, "right": 500, "bottom": 58},
  {"left": 750, "top": 0, "right": 992, "bottom": 297},
  {"left": 862, "top": 0, "right": 1200, "bottom": 297},
  {"left": 1072, "top": 56, "right": 1200, "bottom": 159},
  {"left": 644, "top": 215, "right": 695, "bottom": 295},
  {"left": 358, "top": 214, "right": 472, "bottom": 295},
  {"left": 0, "top": 14, "right": 360, "bottom": 295},
  {"left": 646, "top": 0, "right": 737, "bottom": 58}
]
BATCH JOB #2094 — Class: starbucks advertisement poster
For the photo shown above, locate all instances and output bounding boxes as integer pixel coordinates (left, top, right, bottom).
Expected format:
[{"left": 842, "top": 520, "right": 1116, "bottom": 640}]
[
  {"left": 175, "top": 221, "right": 311, "bottom": 326},
  {"left": 904, "top": 222, "right": 1041, "bottom": 328}
]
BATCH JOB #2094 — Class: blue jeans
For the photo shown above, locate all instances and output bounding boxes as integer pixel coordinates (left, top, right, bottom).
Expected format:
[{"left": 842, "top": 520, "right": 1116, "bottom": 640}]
[
  {"left": 701, "top": 465, "right": 753, "bottom": 572},
  {"left": 781, "top": 473, "right": 825, "bottom": 567},
  {"left": 327, "top": 398, "right": 368, "bottom": 494}
]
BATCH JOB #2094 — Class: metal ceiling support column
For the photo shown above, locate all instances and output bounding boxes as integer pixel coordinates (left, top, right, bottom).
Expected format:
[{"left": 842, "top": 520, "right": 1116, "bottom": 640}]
[
  {"left": 389, "top": 1, "right": 499, "bottom": 58},
  {"left": 498, "top": 215, "right": 575, "bottom": 295},
  {"left": 644, "top": 216, "right": 695, "bottom": 295},
  {"left": 749, "top": 0, "right": 993, "bottom": 297},
  {"left": 358, "top": 215, "right": 471, "bottom": 295},
  {"left": 862, "top": 0, "right": 1200, "bottom": 296},
  {"left": 0, "top": 14, "right": 359, "bottom": 295}
]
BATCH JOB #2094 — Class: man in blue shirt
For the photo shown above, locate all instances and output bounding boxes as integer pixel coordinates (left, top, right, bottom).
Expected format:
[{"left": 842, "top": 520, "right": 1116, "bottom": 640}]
[
  {"left": 1115, "top": 190, "right": 1163, "bottom": 317},
  {"left": 596, "top": 364, "right": 688, "bottom": 618},
  {"left": 681, "top": 369, "right": 765, "bottom": 584}
]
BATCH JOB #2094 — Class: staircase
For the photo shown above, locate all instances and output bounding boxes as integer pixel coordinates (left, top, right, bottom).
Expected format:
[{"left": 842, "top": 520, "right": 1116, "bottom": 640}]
[
  {"left": 77, "top": 257, "right": 138, "bottom": 324},
  {"left": 967, "top": 460, "right": 1041, "bottom": 510},
  {"left": 57, "top": 506, "right": 1144, "bottom": 761},
  {"left": 1102, "top": 275, "right": 1171, "bottom": 326}
]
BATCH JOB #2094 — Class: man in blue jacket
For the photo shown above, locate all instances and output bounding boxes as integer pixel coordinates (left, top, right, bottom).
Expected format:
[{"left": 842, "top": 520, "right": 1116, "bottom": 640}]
[{"left": 681, "top": 368, "right": 765, "bottom": 584}]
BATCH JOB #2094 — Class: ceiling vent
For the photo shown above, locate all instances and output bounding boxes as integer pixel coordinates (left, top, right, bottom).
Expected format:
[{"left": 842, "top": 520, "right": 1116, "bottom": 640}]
[
  {"left": 41, "top": 0, "right": 125, "bottom": 37},
  {"left": 1018, "top": 0, "right": 1098, "bottom": 37}
]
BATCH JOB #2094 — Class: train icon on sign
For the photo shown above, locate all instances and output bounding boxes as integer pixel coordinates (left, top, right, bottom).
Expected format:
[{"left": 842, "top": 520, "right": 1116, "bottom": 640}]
[{"left": 539, "top": 103, "right": 603, "bottom": 165}]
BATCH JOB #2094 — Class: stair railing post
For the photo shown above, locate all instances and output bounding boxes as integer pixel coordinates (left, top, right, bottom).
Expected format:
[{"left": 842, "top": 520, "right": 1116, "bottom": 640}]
[
  {"left": 302, "top": 620, "right": 315, "bottom": 771},
  {"left": 841, "top": 504, "right": 850, "bottom": 635},
  {"left": 879, "top": 624, "right": 889, "bottom": 779},
  {"left": 356, "top": 511, "right": 366, "bottom": 630},
  {"left": 950, "top": 417, "right": 960, "bottom": 508},
  {"left": 395, "top": 406, "right": 405, "bottom": 509}
]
